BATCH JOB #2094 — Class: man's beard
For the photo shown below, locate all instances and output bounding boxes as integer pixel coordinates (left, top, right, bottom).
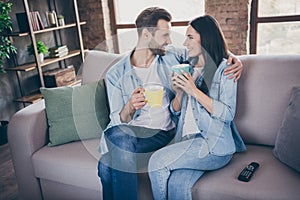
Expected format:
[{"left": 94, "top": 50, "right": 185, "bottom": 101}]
[{"left": 149, "top": 38, "right": 166, "bottom": 56}]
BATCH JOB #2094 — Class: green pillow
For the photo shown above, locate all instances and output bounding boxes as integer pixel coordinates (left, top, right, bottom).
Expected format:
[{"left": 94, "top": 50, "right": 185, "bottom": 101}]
[{"left": 41, "top": 79, "right": 110, "bottom": 146}]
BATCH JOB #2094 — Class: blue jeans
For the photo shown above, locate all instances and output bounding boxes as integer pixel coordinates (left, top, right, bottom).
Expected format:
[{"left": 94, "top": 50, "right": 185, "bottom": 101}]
[
  {"left": 148, "top": 137, "right": 232, "bottom": 200},
  {"left": 97, "top": 125, "right": 175, "bottom": 200}
]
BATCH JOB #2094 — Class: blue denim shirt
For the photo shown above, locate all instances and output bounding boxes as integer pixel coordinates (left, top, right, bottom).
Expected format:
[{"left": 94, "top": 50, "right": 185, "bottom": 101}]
[
  {"left": 99, "top": 46, "right": 188, "bottom": 153},
  {"left": 171, "top": 59, "right": 246, "bottom": 156}
]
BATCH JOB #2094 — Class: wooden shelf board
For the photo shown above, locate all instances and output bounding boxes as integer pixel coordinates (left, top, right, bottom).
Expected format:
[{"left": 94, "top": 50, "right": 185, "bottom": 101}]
[
  {"left": 41, "top": 50, "right": 81, "bottom": 67},
  {"left": 14, "top": 93, "right": 43, "bottom": 104},
  {"left": 5, "top": 49, "right": 84, "bottom": 71},
  {"left": 34, "top": 21, "right": 86, "bottom": 34},
  {"left": 1, "top": 32, "right": 29, "bottom": 37},
  {"left": 1, "top": 22, "right": 86, "bottom": 36},
  {"left": 5, "top": 63, "right": 37, "bottom": 72}
]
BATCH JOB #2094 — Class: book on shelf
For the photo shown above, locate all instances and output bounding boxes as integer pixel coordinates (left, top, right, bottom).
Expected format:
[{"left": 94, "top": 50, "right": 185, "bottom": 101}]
[
  {"left": 48, "top": 45, "right": 69, "bottom": 58},
  {"left": 49, "top": 51, "right": 69, "bottom": 58},
  {"left": 29, "top": 12, "right": 37, "bottom": 31},
  {"left": 16, "top": 12, "right": 44, "bottom": 32},
  {"left": 48, "top": 45, "right": 68, "bottom": 53},
  {"left": 35, "top": 11, "right": 45, "bottom": 30},
  {"left": 29, "top": 11, "right": 44, "bottom": 31}
]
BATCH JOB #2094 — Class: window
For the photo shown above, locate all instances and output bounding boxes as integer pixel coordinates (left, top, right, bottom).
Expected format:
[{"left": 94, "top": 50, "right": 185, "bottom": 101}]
[
  {"left": 110, "top": 0, "right": 205, "bottom": 53},
  {"left": 250, "top": 0, "right": 300, "bottom": 54}
]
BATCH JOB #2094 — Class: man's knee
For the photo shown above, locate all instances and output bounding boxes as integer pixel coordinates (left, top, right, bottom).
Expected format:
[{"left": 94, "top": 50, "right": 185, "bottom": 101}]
[
  {"left": 98, "top": 153, "right": 111, "bottom": 175},
  {"left": 98, "top": 160, "right": 111, "bottom": 182},
  {"left": 105, "top": 125, "right": 137, "bottom": 151}
]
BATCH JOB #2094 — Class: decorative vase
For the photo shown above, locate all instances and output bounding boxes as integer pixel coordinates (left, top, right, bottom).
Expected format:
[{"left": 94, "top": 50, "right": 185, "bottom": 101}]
[
  {"left": 39, "top": 53, "right": 44, "bottom": 63},
  {"left": 46, "top": 10, "right": 58, "bottom": 27},
  {"left": 58, "top": 18, "right": 65, "bottom": 26}
]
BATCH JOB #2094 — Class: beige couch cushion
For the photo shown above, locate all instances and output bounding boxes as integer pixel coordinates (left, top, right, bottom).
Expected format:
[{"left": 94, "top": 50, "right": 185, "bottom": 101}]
[
  {"left": 82, "top": 50, "right": 122, "bottom": 84},
  {"left": 273, "top": 86, "right": 300, "bottom": 172},
  {"left": 235, "top": 55, "right": 300, "bottom": 146},
  {"left": 192, "top": 145, "right": 300, "bottom": 200},
  {"left": 32, "top": 139, "right": 101, "bottom": 191}
]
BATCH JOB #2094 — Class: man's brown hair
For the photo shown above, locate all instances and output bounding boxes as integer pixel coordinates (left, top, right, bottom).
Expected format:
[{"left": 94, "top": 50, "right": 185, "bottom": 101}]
[{"left": 135, "top": 7, "right": 172, "bottom": 37}]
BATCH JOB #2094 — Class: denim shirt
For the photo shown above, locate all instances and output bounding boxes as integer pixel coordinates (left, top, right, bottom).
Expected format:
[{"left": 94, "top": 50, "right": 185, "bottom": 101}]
[
  {"left": 99, "top": 46, "right": 188, "bottom": 153},
  {"left": 171, "top": 59, "right": 246, "bottom": 156}
]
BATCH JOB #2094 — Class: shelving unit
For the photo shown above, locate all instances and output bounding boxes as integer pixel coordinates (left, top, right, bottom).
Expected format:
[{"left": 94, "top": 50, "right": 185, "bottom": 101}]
[{"left": 4, "top": 0, "right": 85, "bottom": 105}]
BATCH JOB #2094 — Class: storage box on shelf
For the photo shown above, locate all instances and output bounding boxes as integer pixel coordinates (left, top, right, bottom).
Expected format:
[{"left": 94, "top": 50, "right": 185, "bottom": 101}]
[{"left": 43, "top": 66, "right": 78, "bottom": 88}]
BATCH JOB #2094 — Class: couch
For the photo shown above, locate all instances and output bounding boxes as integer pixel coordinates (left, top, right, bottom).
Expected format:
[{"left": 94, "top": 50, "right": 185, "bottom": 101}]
[{"left": 8, "top": 50, "right": 300, "bottom": 200}]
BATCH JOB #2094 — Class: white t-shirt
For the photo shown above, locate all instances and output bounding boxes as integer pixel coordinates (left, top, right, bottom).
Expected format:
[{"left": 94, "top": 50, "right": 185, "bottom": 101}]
[
  {"left": 129, "top": 60, "right": 174, "bottom": 131},
  {"left": 182, "top": 66, "right": 204, "bottom": 137}
]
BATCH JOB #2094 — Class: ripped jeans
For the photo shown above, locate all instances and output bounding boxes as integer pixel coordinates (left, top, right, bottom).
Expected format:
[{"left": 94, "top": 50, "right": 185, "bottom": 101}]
[{"left": 148, "top": 137, "right": 232, "bottom": 200}]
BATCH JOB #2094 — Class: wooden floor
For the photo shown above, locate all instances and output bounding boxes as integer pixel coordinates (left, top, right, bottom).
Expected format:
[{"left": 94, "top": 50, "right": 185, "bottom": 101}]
[{"left": 0, "top": 143, "right": 19, "bottom": 200}]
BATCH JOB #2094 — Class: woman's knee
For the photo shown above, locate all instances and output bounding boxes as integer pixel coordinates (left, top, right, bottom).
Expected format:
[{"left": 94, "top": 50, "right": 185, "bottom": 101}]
[
  {"left": 148, "top": 149, "right": 166, "bottom": 172},
  {"left": 148, "top": 151, "right": 157, "bottom": 171}
]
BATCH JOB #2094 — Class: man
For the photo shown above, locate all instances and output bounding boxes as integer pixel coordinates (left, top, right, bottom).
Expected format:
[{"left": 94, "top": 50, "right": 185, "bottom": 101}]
[{"left": 98, "top": 7, "right": 243, "bottom": 200}]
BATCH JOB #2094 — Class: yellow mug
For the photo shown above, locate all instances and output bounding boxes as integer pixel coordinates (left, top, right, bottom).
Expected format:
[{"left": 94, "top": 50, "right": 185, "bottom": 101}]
[{"left": 144, "top": 84, "right": 164, "bottom": 108}]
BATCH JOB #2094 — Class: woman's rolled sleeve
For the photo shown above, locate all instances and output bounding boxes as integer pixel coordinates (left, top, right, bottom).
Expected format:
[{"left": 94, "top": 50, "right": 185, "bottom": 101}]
[{"left": 211, "top": 67, "right": 237, "bottom": 123}]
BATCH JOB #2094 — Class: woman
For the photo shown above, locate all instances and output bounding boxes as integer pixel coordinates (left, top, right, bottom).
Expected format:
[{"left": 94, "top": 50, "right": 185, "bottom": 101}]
[{"left": 148, "top": 15, "right": 246, "bottom": 200}]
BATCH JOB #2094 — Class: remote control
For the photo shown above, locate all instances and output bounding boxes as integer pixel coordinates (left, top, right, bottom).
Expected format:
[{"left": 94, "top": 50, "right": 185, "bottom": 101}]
[{"left": 238, "top": 162, "right": 260, "bottom": 182}]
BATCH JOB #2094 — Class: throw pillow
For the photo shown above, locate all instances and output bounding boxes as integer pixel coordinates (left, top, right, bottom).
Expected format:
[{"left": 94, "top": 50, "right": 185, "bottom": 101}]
[
  {"left": 273, "top": 86, "right": 300, "bottom": 172},
  {"left": 41, "top": 79, "right": 110, "bottom": 146}
]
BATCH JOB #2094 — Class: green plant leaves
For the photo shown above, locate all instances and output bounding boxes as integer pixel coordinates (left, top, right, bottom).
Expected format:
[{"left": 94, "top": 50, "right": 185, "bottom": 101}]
[
  {"left": 27, "top": 40, "right": 49, "bottom": 55},
  {"left": 0, "top": 1, "right": 16, "bottom": 72}
]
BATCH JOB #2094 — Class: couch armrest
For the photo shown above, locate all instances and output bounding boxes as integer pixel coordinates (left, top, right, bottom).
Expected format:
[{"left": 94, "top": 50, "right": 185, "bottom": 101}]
[{"left": 8, "top": 100, "right": 48, "bottom": 200}]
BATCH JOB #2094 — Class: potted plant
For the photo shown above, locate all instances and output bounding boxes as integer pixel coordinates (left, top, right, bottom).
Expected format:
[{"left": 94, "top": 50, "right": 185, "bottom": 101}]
[
  {"left": 0, "top": 0, "right": 17, "bottom": 73},
  {"left": 57, "top": 14, "right": 65, "bottom": 26},
  {"left": 27, "top": 40, "right": 48, "bottom": 63}
]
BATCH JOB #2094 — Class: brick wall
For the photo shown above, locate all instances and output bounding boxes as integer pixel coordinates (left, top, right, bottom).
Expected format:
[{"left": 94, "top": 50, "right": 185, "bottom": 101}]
[
  {"left": 77, "top": 0, "right": 107, "bottom": 50},
  {"left": 205, "top": 0, "right": 251, "bottom": 55}
]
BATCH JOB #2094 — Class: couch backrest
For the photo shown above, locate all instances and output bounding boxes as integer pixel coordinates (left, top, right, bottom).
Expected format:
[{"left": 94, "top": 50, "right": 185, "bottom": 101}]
[
  {"left": 82, "top": 51, "right": 300, "bottom": 147},
  {"left": 235, "top": 55, "right": 300, "bottom": 146},
  {"left": 81, "top": 50, "right": 123, "bottom": 84}
]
